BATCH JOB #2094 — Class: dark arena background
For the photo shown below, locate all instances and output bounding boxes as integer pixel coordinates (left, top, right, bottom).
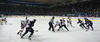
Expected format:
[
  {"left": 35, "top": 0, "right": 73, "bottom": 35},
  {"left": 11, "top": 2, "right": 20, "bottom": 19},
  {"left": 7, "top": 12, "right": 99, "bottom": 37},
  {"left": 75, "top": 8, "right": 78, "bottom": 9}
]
[
  {"left": 0, "top": 0, "right": 100, "bottom": 42},
  {"left": 0, "top": 0, "right": 100, "bottom": 16}
]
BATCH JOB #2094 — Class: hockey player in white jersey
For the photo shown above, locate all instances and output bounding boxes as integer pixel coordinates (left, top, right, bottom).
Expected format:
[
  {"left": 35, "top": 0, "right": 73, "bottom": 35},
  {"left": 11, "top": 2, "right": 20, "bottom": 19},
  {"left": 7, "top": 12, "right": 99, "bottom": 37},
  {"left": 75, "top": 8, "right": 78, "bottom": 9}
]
[
  {"left": 17, "top": 20, "right": 29, "bottom": 36},
  {"left": 67, "top": 17, "right": 74, "bottom": 28},
  {"left": 1, "top": 17, "right": 7, "bottom": 25},
  {"left": 54, "top": 21, "right": 60, "bottom": 28}
]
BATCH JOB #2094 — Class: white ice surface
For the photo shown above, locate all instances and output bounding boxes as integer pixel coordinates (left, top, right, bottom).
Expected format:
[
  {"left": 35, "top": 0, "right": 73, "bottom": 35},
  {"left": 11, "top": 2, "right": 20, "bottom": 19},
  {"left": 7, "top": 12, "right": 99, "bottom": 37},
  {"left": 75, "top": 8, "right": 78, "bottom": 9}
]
[{"left": 0, "top": 17, "right": 100, "bottom": 42}]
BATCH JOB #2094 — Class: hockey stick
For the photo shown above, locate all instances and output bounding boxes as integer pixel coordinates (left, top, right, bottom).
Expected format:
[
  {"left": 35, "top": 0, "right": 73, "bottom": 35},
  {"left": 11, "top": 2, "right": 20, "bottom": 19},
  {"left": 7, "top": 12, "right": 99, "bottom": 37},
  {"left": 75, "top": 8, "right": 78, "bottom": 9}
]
[
  {"left": 7, "top": 22, "right": 12, "bottom": 25},
  {"left": 34, "top": 30, "right": 38, "bottom": 32}
]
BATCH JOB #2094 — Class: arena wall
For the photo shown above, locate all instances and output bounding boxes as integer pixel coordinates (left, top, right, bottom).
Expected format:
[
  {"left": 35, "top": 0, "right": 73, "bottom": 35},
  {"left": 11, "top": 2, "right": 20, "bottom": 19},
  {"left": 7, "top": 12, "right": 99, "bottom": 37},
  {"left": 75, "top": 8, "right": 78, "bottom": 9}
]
[{"left": 5, "top": 15, "right": 100, "bottom": 22}]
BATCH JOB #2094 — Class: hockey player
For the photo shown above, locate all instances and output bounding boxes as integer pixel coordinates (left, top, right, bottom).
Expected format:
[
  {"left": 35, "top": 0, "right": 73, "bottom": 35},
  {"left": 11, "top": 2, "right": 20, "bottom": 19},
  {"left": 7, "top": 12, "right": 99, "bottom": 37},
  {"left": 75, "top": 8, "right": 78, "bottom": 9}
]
[
  {"left": 48, "top": 16, "right": 55, "bottom": 32},
  {"left": 67, "top": 17, "right": 74, "bottom": 28},
  {"left": 26, "top": 16, "right": 27, "bottom": 20},
  {"left": 21, "top": 19, "right": 36, "bottom": 40},
  {"left": 1, "top": 17, "right": 7, "bottom": 25},
  {"left": 54, "top": 21, "right": 60, "bottom": 28},
  {"left": 84, "top": 18, "right": 94, "bottom": 31},
  {"left": 84, "top": 18, "right": 88, "bottom": 26},
  {"left": 57, "top": 18, "right": 69, "bottom": 31},
  {"left": 77, "top": 19, "right": 87, "bottom": 29},
  {"left": 17, "top": 20, "right": 29, "bottom": 36}
]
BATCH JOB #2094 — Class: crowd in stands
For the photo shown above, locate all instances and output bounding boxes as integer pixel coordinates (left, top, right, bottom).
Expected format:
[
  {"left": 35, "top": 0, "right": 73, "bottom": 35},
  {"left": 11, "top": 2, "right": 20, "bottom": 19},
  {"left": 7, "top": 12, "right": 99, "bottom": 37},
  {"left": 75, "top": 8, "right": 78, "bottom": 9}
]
[{"left": 0, "top": 0, "right": 100, "bottom": 17}]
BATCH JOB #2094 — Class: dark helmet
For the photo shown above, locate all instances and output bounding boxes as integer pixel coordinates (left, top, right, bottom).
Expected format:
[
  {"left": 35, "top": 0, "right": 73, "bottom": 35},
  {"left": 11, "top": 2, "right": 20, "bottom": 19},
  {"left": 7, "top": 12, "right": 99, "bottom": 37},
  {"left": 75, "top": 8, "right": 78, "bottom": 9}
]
[
  {"left": 84, "top": 18, "right": 87, "bottom": 19},
  {"left": 52, "top": 16, "right": 55, "bottom": 19},
  {"left": 84, "top": 18, "right": 89, "bottom": 20},
  {"left": 78, "top": 18, "right": 80, "bottom": 20},
  {"left": 60, "top": 19, "right": 62, "bottom": 21},
  {"left": 33, "top": 19, "right": 36, "bottom": 22}
]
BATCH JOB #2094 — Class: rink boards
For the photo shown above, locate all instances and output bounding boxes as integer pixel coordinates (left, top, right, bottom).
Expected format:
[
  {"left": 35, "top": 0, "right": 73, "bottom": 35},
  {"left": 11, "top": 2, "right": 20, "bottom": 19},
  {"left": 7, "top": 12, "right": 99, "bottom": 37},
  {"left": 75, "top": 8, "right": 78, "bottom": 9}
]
[{"left": 5, "top": 16, "right": 100, "bottom": 22}]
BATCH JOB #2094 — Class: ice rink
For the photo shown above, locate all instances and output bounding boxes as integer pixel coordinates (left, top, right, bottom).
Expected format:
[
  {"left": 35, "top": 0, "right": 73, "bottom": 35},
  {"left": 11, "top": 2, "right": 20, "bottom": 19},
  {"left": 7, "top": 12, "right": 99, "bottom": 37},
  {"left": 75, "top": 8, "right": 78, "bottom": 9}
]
[{"left": 0, "top": 16, "right": 100, "bottom": 42}]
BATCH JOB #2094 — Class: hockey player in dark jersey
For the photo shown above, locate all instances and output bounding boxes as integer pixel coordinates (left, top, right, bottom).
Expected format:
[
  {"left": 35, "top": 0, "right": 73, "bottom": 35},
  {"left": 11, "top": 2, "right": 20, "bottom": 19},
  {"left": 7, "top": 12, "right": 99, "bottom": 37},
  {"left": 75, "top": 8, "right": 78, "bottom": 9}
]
[
  {"left": 84, "top": 18, "right": 88, "bottom": 26},
  {"left": 57, "top": 18, "right": 69, "bottom": 31},
  {"left": 77, "top": 19, "right": 87, "bottom": 29},
  {"left": 48, "top": 16, "right": 55, "bottom": 32},
  {"left": 84, "top": 18, "right": 94, "bottom": 31},
  {"left": 21, "top": 19, "right": 36, "bottom": 40}
]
